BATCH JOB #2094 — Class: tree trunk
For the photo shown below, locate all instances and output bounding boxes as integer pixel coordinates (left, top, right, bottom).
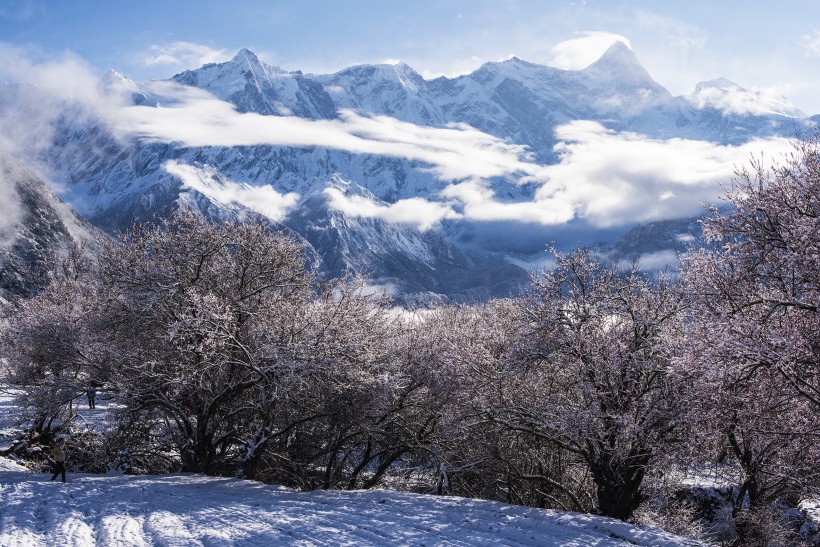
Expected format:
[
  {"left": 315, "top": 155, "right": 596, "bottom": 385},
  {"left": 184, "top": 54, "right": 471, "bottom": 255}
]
[
  {"left": 595, "top": 478, "right": 645, "bottom": 521},
  {"left": 590, "top": 457, "right": 647, "bottom": 521}
]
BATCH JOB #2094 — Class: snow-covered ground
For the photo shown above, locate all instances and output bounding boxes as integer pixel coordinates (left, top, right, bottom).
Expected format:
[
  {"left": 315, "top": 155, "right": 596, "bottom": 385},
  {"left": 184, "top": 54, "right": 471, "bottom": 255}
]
[
  {"left": 0, "top": 386, "right": 705, "bottom": 546},
  {"left": 0, "top": 456, "right": 705, "bottom": 546},
  {"left": 0, "top": 386, "right": 121, "bottom": 453}
]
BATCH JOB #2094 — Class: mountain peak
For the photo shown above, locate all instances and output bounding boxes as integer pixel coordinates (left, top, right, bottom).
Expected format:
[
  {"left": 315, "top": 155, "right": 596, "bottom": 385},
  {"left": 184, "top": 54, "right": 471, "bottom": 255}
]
[
  {"left": 583, "top": 41, "right": 660, "bottom": 89},
  {"left": 97, "top": 69, "right": 141, "bottom": 97},
  {"left": 586, "top": 41, "right": 640, "bottom": 71},
  {"left": 101, "top": 69, "right": 129, "bottom": 82},
  {"left": 694, "top": 77, "right": 741, "bottom": 92},
  {"left": 689, "top": 77, "right": 805, "bottom": 118},
  {"left": 232, "top": 48, "right": 260, "bottom": 64}
]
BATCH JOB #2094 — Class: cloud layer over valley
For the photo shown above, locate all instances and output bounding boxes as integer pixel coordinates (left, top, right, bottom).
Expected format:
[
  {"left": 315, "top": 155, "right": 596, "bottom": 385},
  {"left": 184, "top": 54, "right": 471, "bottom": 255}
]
[
  {"left": 112, "top": 81, "right": 792, "bottom": 230},
  {"left": 0, "top": 43, "right": 798, "bottom": 235}
]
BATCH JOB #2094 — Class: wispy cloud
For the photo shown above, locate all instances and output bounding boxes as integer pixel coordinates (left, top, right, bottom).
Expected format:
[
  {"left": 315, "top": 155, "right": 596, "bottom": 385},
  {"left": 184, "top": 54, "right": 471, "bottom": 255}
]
[
  {"left": 163, "top": 160, "right": 298, "bottom": 222},
  {"left": 113, "top": 83, "right": 534, "bottom": 182},
  {"left": 547, "top": 31, "right": 631, "bottom": 70},
  {"left": 144, "top": 41, "right": 232, "bottom": 68},
  {"left": 0, "top": 42, "right": 113, "bottom": 171},
  {"left": 0, "top": 0, "right": 42, "bottom": 21},
  {"left": 323, "top": 187, "right": 460, "bottom": 231},
  {"left": 633, "top": 10, "right": 707, "bottom": 51},
  {"left": 0, "top": 43, "right": 101, "bottom": 102},
  {"left": 0, "top": 150, "right": 24, "bottom": 248},
  {"left": 803, "top": 29, "right": 820, "bottom": 58}
]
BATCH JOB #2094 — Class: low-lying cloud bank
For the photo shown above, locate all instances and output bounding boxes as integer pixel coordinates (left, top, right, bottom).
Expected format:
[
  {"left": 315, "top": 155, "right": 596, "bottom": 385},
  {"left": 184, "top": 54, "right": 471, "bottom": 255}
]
[
  {"left": 532, "top": 121, "right": 791, "bottom": 227},
  {"left": 113, "top": 82, "right": 534, "bottom": 183},
  {"left": 323, "top": 187, "right": 461, "bottom": 231},
  {"left": 164, "top": 160, "right": 299, "bottom": 222},
  {"left": 115, "top": 82, "right": 791, "bottom": 230}
]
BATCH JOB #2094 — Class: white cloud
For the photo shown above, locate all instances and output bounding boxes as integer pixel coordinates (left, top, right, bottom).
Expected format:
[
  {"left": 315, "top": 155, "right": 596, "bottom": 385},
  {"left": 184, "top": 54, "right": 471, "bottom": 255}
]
[
  {"left": 803, "top": 29, "right": 820, "bottom": 58},
  {"left": 112, "top": 83, "right": 535, "bottom": 182},
  {"left": 547, "top": 32, "right": 632, "bottom": 70},
  {"left": 0, "top": 43, "right": 101, "bottom": 103},
  {"left": 440, "top": 180, "right": 575, "bottom": 225},
  {"left": 442, "top": 121, "right": 791, "bottom": 227},
  {"left": 533, "top": 121, "right": 791, "bottom": 227},
  {"left": 0, "top": 150, "right": 23, "bottom": 248},
  {"left": 0, "top": 43, "right": 122, "bottom": 179},
  {"left": 144, "top": 41, "right": 232, "bottom": 68},
  {"left": 689, "top": 79, "right": 805, "bottom": 117},
  {"left": 323, "top": 187, "right": 460, "bottom": 231},
  {"left": 163, "top": 160, "right": 298, "bottom": 222}
]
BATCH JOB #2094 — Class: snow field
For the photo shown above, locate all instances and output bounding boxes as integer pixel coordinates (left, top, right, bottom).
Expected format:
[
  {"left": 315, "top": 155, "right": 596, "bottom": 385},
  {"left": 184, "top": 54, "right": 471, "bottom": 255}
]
[{"left": 0, "top": 457, "right": 705, "bottom": 546}]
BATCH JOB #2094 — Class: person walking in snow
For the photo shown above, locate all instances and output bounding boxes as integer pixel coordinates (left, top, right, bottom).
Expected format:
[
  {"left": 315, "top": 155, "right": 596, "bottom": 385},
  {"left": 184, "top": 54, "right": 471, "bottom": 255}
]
[
  {"left": 87, "top": 386, "right": 97, "bottom": 409},
  {"left": 50, "top": 438, "right": 67, "bottom": 482}
]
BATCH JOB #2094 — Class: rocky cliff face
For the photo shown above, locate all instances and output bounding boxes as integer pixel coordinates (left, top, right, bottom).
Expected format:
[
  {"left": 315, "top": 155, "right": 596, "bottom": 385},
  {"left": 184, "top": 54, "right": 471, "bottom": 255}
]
[{"left": 0, "top": 150, "right": 98, "bottom": 304}]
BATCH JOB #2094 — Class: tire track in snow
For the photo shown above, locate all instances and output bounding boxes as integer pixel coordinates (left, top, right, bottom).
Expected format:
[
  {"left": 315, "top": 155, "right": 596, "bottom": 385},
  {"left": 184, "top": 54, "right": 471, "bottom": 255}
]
[
  {"left": 48, "top": 510, "right": 95, "bottom": 546},
  {"left": 44, "top": 484, "right": 95, "bottom": 546},
  {"left": 97, "top": 513, "right": 150, "bottom": 547},
  {"left": 185, "top": 505, "right": 281, "bottom": 546}
]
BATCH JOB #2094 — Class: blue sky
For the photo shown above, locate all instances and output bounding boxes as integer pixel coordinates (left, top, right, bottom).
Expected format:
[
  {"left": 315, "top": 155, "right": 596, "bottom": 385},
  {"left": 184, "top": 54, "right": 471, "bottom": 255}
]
[{"left": 1, "top": 0, "right": 820, "bottom": 113}]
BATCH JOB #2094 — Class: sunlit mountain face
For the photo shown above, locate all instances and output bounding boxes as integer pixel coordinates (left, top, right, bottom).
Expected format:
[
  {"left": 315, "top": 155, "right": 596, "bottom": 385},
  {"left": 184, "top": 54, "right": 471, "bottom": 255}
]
[{"left": 1, "top": 44, "right": 812, "bottom": 300}]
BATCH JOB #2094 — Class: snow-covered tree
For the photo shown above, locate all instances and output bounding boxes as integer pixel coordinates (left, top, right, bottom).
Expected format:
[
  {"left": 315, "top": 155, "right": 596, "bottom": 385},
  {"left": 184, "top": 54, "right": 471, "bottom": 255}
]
[
  {"left": 95, "top": 212, "right": 314, "bottom": 472},
  {"left": 680, "top": 132, "right": 820, "bottom": 540},
  {"left": 492, "top": 250, "right": 686, "bottom": 520},
  {"left": 684, "top": 132, "right": 820, "bottom": 409},
  {"left": 1, "top": 244, "right": 106, "bottom": 439},
  {"left": 419, "top": 300, "right": 595, "bottom": 511}
]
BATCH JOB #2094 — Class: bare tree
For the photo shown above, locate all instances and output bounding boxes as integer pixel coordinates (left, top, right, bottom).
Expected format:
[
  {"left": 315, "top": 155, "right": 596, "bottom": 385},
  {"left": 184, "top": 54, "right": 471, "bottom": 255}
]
[
  {"left": 680, "top": 133, "right": 820, "bottom": 542},
  {"left": 94, "top": 212, "right": 314, "bottom": 473},
  {"left": 490, "top": 250, "right": 685, "bottom": 520}
]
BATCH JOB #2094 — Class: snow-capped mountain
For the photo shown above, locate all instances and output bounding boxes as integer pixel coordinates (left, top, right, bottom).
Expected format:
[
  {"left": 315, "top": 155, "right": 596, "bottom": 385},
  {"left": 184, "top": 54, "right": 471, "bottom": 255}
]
[
  {"left": 286, "top": 177, "right": 528, "bottom": 299},
  {"left": 172, "top": 49, "right": 337, "bottom": 119},
  {"left": 2, "top": 44, "right": 815, "bottom": 299}
]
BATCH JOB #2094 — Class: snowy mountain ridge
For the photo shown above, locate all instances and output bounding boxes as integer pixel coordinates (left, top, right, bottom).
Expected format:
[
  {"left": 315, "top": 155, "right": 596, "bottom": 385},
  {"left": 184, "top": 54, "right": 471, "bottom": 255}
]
[{"left": 2, "top": 44, "right": 815, "bottom": 299}]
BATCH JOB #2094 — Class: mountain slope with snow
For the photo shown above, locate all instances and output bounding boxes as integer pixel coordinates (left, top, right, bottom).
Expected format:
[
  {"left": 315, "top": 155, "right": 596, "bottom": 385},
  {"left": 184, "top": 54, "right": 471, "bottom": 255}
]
[
  {"left": 0, "top": 456, "right": 704, "bottom": 546},
  {"left": 0, "top": 150, "right": 98, "bottom": 303},
  {"left": 3, "top": 44, "right": 815, "bottom": 299}
]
